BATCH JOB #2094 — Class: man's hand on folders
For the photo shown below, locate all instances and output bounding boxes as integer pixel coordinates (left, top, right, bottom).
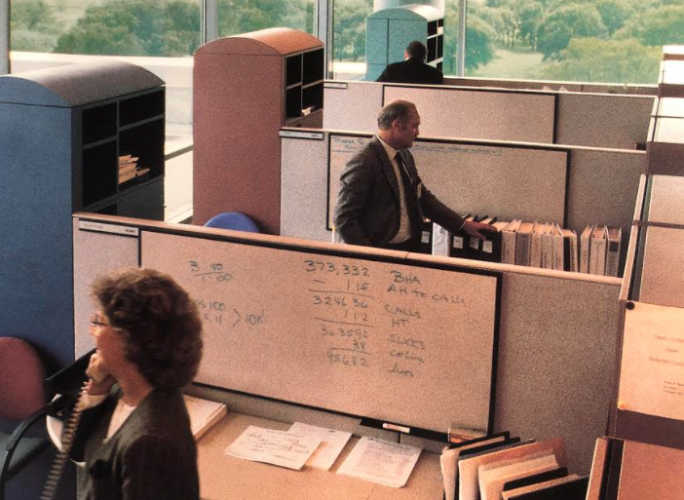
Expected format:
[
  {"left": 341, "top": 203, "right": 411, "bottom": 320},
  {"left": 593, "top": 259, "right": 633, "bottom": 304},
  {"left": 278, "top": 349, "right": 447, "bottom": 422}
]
[{"left": 462, "top": 220, "right": 499, "bottom": 241}]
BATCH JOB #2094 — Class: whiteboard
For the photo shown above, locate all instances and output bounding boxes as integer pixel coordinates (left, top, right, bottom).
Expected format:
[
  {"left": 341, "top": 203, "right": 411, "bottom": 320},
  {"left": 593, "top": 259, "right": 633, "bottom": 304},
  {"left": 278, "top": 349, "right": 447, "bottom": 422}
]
[
  {"left": 141, "top": 230, "right": 500, "bottom": 433},
  {"left": 328, "top": 134, "right": 569, "bottom": 229}
]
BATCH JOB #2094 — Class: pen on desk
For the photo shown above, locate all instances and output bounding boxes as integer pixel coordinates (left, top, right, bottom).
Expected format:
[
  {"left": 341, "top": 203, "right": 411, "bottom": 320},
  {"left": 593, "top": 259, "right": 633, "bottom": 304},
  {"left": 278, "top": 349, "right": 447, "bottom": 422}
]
[{"left": 383, "top": 422, "right": 411, "bottom": 434}]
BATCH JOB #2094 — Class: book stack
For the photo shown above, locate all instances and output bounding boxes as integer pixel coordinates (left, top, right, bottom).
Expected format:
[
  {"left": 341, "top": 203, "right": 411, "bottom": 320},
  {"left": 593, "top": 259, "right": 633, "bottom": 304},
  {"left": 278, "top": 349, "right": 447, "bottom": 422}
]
[
  {"left": 438, "top": 217, "right": 580, "bottom": 272},
  {"left": 579, "top": 225, "right": 622, "bottom": 277},
  {"left": 118, "top": 155, "right": 150, "bottom": 184},
  {"left": 440, "top": 434, "right": 589, "bottom": 500}
]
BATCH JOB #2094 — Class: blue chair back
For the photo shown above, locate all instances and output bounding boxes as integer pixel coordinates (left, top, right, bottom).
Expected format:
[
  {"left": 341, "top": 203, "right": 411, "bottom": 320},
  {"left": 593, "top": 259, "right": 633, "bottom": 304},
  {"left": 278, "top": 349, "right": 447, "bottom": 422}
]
[{"left": 204, "top": 212, "right": 260, "bottom": 233}]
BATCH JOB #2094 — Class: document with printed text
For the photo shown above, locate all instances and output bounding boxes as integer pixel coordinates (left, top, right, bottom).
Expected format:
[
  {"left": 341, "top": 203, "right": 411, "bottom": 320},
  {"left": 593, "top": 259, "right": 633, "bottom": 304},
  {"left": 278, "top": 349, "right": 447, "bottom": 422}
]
[
  {"left": 337, "top": 437, "right": 422, "bottom": 488},
  {"left": 224, "top": 426, "right": 322, "bottom": 471},
  {"left": 288, "top": 422, "right": 353, "bottom": 470},
  {"left": 618, "top": 303, "right": 684, "bottom": 421}
]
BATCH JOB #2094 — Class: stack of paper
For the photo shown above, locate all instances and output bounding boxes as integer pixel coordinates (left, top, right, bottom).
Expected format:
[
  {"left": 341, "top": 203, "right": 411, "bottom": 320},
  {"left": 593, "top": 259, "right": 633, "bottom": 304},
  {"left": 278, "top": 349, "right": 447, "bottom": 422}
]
[
  {"left": 288, "top": 422, "right": 352, "bottom": 470},
  {"left": 225, "top": 426, "right": 322, "bottom": 471},
  {"left": 337, "top": 437, "right": 422, "bottom": 488},
  {"left": 183, "top": 394, "right": 227, "bottom": 440},
  {"left": 225, "top": 422, "right": 354, "bottom": 472}
]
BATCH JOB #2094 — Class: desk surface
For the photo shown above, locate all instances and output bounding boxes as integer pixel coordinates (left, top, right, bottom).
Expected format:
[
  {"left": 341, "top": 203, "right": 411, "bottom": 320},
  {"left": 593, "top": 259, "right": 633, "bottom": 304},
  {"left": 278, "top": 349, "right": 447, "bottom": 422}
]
[{"left": 197, "top": 412, "right": 444, "bottom": 500}]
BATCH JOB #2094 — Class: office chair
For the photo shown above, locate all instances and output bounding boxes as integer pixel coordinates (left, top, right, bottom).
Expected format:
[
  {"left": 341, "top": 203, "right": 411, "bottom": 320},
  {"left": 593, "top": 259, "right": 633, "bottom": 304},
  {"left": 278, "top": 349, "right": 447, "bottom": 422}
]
[
  {"left": 204, "top": 211, "right": 260, "bottom": 233},
  {"left": 0, "top": 337, "right": 50, "bottom": 500}
]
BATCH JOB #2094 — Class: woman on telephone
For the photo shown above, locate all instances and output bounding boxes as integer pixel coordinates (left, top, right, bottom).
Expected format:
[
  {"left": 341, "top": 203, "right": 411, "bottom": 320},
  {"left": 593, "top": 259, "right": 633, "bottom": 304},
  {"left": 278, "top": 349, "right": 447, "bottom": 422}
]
[{"left": 70, "top": 267, "right": 203, "bottom": 500}]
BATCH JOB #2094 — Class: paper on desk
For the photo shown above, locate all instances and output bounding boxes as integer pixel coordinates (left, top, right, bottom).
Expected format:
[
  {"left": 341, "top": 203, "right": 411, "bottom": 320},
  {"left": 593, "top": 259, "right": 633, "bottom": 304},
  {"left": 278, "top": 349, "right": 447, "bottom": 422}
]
[
  {"left": 224, "top": 426, "right": 322, "bottom": 471},
  {"left": 288, "top": 422, "right": 352, "bottom": 470},
  {"left": 337, "top": 436, "right": 422, "bottom": 488}
]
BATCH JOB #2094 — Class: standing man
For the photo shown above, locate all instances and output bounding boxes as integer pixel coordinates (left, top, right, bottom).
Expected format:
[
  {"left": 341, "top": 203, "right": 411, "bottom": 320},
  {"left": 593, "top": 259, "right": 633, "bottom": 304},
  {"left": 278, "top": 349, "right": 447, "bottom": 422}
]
[
  {"left": 333, "top": 99, "right": 495, "bottom": 250},
  {"left": 376, "top": 40, "right": 443, "bottom": 84}
]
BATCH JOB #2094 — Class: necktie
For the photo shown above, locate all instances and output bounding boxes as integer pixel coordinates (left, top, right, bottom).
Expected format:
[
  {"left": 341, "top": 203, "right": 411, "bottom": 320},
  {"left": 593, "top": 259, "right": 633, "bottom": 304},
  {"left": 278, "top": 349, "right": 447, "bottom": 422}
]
[{"left": 395, "top": 152, "right": 413, "bottom": 190}]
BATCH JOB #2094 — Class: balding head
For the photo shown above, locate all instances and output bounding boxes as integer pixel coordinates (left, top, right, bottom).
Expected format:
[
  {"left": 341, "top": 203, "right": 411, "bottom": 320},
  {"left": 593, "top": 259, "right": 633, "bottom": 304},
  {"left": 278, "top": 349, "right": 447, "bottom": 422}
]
[
  {"left": 377, "top": 100, "right": 418, "bottom": 131},
  {"left": 377, "top": 99, "right": 420, "bottom": 150}
]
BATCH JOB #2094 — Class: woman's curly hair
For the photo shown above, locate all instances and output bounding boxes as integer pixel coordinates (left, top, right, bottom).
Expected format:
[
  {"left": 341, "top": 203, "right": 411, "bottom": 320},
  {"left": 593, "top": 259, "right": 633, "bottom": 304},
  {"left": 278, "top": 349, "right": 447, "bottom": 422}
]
[{"left": 92, "top": 267, "right": 203, "bottom": 389}]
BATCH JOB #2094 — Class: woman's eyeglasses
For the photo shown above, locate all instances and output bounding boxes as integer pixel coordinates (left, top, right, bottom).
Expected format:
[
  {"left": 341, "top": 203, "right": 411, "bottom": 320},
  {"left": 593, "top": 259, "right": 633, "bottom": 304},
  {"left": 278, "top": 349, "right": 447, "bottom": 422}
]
[{"left": 90, "top": 315, "right": 112, "bottom": 328}]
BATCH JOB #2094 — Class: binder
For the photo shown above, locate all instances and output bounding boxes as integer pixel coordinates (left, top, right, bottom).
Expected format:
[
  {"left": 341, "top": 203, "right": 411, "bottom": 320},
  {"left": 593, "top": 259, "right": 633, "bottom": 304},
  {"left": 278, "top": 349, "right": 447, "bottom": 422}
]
[
  {"left": 502, "top": 476, "right": 588, "bottom": 499},
  {"left": 441, "top": 431, "right": 511, "bottom": 500},
  {"left": 419, "top": 217, "right": 433, "bottom": 254},
  {"left": 458, "top": 438, "right": 565, "bottom": 500},
  {"left": 432, "top": 222, "right": 452, "bottom": 256},
  {"left": 481, "top": 221, "right": 508, "bottom": 263},
  {"left": 551, "top": 224, "right": 565, "bottom": 271},
  {"left": 586, "top": 437, "right": 684, "bottom": 500},
  {"left": 562, "top": 229, "right": 578, "bottom": 273},
  {"left": 456, "top": 438, "right": 528, "bottom": 500},
  {"left": 530, "top": 223, "right": 550, "bottom": 269},
  {"left": 451, "top": 215, "right": 474, "bottom": 259},
  {"left": 515, "top": 221, "right": 536, "bottom": 267},
  {"left": 589, "top": 226, "right": 608, "bottom": 276},
  {"left": 476, "top": 216, "right": 500, "bottom": 262},
  {"left": 579, "top": 225, "right": 594, "bottom": 274},
  {"left": 467, "top": 216, "right": 495, "bottom": 260},
  {"left": 478, "top": 452, "right": 559, "bottom": 500},
  {"left": 502, "top": 467, "right": 569, "bottom": 493},
  {"left": 540, "top": 223, "right": 556, "bottom": 270},
  {"left": 501, "top": 219, "right": 522, "bottom": 265},
  {"left": 605, "top": 227, "right": 622, "bottom": 277}
]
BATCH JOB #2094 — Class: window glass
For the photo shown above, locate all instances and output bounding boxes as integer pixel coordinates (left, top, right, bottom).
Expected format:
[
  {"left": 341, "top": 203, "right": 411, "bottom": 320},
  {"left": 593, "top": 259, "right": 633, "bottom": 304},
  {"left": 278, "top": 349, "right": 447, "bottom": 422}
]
[
  {"left": 10, "top": 0, "right": 201, "bottom": 143},
  {"left": 331, "top": 0, "right": 372, "bottom": 80},
  {"left": 464, "top": 0, "right": 679, "bottom": 85},
  {"left": 443, "top": 0, "right": 463, "bottom": 76},
  {"left": 217, "top": 0, "right": 315, "bottom": 37}
]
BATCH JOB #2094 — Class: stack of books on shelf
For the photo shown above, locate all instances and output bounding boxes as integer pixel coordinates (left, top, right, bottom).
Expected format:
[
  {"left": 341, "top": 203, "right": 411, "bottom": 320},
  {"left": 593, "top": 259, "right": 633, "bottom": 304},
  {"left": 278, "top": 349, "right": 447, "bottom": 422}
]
[
  {"left": 431, "top": 217, "right": 581, "bottom": 273},
  {"left": 118, "top": 155, "right": 150, "bottom": 184},
  {"left": 440, "top": 433, "right": 589, "bottom": 500},
  {"left": 579, "top": 225, "right": 622, "bottom": 277}
]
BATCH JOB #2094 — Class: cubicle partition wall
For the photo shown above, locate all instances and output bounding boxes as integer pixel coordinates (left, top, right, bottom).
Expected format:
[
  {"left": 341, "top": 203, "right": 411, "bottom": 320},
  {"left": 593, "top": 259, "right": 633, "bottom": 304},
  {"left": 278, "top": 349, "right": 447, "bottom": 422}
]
[
  {"left": 278, "top": 128, "right": 648, "bottom": 474},
  {"left": 324, "top": 134, "right": 569, "bottom": 229},
  {"left": 585, "top": 174, "right": 684, "bottom": 499},
  {"left": 384, "top": 85, "right": 557, "bottom": 143},
  {"left": 74, "top": 215, "right": 500, "bottom": 435},
  {"left": 73, "top": 213, "right": 619, "bottom": 476},
  {"left": 441, "top": 76, "right": 658, "bottom": 96},
  {"left": 323, "top": 81, "right": 654, "bottom": 150},
  {"left": 281, "top": 129, "right": 644, "bottom": 252}
]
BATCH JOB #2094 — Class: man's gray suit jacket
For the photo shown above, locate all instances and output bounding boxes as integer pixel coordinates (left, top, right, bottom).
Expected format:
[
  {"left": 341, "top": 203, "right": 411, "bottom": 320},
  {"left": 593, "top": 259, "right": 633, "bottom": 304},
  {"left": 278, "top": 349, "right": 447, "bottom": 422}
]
[{"left": 333, "top": 136, "right": 465, "bottom": 248}]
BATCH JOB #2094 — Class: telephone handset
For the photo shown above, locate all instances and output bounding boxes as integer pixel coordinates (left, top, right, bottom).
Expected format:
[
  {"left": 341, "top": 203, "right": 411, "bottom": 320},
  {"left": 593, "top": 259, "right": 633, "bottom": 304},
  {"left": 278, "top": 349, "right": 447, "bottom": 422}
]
[{"left": 40, "top": 350, "right": 112, "bottom": 500}]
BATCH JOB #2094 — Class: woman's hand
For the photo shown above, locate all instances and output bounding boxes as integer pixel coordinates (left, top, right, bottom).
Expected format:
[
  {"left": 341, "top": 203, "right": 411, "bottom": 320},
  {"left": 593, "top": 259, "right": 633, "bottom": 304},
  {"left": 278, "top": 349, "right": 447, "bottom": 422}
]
[{"left": 86, "top": 351, "right": 116, "bottom": 395}]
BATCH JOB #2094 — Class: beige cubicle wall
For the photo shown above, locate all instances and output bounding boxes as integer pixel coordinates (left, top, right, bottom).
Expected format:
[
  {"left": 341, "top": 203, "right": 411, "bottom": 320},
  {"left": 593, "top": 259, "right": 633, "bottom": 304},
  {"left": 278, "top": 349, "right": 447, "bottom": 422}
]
[
  {"left": 73, "top": 213, "right": 621, "bottom": 476},
  {"left": 326, "top": 135, "right": 569, "bottom": 228},
  {"left": 383, "top": 85, "right": 556, "bottom": 143},
  {"left": 631, "top": 175, "right": 684, "bottom": 309},
  {"left": 280, "top": 129, "right": 644, "bottom": 255},
  {"left": 601, "top": 174, "right": 684, "bottom": 498},
  {"left": 323, "top": 81, "right": 654, "bottom": 150},
  {"left": 442, "top": 76, "right": 658, "bottom": 96}
]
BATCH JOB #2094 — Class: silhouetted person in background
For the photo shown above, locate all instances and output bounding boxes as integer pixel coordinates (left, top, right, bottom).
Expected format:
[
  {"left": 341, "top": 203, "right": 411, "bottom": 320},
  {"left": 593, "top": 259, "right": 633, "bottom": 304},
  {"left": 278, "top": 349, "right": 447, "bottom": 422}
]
[{"left": 376, "top": 40, "right": 444, "bottom": 85}]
